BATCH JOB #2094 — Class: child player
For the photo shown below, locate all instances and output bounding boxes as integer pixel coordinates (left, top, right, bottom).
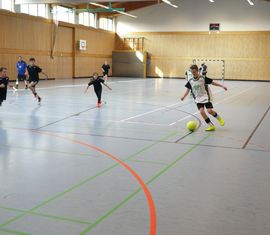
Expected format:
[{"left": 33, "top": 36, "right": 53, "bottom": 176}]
[
  {"left": 0, "top": 67, "right": 9, "bottom": 106},
  {"left": 85, "top": 72, "right": 112, "bottom": 108},
  {"left": 181, "top": 64, "right": 227, "bottom": 131},
  {"left": 26, "top": 58, "right": 48, "bottom": 104},
  {"left": 102, "top": 61, "right": 110, "bottom": 83},
  {"left": 16, "top": 56, "right": 28, "bottom": 89}
]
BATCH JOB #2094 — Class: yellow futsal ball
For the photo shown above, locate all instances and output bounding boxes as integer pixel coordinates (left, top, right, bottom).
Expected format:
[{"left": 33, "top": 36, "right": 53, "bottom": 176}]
[{"left": 186, "top": 121, "right": 197, "bottom": 132}]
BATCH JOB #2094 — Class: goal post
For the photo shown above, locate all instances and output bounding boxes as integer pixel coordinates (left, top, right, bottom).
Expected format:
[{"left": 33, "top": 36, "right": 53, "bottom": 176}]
[{"left": 193, "top": 58, "right": 225, "bottom": 82}]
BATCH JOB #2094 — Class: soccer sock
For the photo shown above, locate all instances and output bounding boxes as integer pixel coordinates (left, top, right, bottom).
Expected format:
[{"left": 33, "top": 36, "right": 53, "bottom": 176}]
[
  {"left": 16, "top": 80, "right": 19, "bottom": 85},
  {"left": 213, "top": 112, "right": 221, "bottom": 120},
  {"left": 205, "top": 117, "right": 214, "bottom": 126},
  {"left": 34, "top": 92, "right": 37, "bottom": 97}
]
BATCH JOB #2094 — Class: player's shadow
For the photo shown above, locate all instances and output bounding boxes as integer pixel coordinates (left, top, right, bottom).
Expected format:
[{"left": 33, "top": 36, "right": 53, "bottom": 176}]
[{"left": 30, "top": 106, "right": 42, "bottom": 129}]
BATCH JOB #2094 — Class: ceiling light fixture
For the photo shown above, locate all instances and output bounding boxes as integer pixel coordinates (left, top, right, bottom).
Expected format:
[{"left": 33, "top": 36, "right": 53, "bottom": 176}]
[
  {"left": 162, "top": 0, "right": 179, "bottom": 8},
  {"left": 247, "top": 0, "right": 254, "bottom": 5}
]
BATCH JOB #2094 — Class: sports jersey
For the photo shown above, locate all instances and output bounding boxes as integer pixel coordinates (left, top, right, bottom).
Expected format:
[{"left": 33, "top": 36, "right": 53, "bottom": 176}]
[
  {"left": 102, "top": 64, "right": 110, "bottom": 75},
  {"left": 185, "top": 76, "right": 213, "bottom": 103},
  {"left": 27, "top": 65, "right": 42, "bottom": 82},
  {"left": 17, "top": 61, "right": 27, "bottom": 75},
  {"left": 0, "top": 76, "right": 9, "bottom": 101},
  {"left": 88, "top": 77, "right": 105, "bottom": 90}
]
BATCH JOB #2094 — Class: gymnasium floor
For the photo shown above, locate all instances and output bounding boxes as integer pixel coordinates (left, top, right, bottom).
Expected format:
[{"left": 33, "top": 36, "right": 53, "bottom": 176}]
[{"left": 0, "top": 78, "right": 270, "bottom": 235}]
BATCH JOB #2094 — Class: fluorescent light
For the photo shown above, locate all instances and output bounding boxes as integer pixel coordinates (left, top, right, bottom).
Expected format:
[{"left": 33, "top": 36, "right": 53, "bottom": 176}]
[
  {"left": 247, "top": 0, "right": 254, "bottom": 5},
  {"left": 162, "top": 0, "right": 179, "bottom": 8},
  {"left": 209, "top": 0, "right": 215, "bottom": 2},
  {"left": 89, "top": 2, "right": 109, "bottom": 9},
  {"left": 89, "top": 2, "right": 137, "bottom": 18}
]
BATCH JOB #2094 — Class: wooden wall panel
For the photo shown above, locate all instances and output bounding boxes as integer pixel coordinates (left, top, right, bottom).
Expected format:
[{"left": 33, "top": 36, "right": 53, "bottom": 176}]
[
  {"left": 0, "top": 10, "right": 116, "bottom": 80},
  {"left": 74, "top": 27, "right": 115, "bottom": 77},
  {"left": 117, "top": 32, "right": 270, "bottom": 81}
]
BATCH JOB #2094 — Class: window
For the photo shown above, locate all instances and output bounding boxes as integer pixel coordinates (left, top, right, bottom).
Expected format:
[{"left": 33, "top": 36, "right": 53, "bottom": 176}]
[
  {"left": 29, "top": 4, "right": 38, "bottom": 16},
  {"left": 89, "top": 13, "right": 95, "bottom": 28},
  {"left": 52, "top": 6, "right": 75, "bottom": 24},
  {"left": 38, "top": 4, "right": 46, "bottom": 18},
  {"left": 20, "top": 4, "right": 47, "bottom": 18},
  {"left": 79, "top": 12, "right": 96, "bottom": 28},
  {"left": 99, "top": 18, "right": 113, "bottom": 31},
  {"left": 2, "top": 0, "right": 14, "bottom": 11}
]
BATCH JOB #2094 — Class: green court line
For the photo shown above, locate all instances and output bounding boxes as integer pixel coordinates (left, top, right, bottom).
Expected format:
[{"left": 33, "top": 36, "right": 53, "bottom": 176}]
[
  {"left": 79, "top": 134, "right": 211, "bottom": 235},
  {"left": 127, "top": 159, "right": 169, "bottom": 166},
  {"left": 0, "top": 228, "right": 30, "bottom": 235},
  {"left": 0, "top": 206, "right": 91, "bottom": 225},
  {"left": 0, "top": 131, "right": 178, "bottom": 231}
]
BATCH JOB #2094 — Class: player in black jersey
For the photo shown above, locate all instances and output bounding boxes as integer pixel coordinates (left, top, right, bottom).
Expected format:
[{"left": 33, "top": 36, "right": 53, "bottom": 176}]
[
  {"left": 102, "top": 61, "right": 110, "bottom": 83},
  {"left": 26, "top": 58, "right": 48, "bottom": 104},
  {"left": 0, "top": 67, "right": 9, "bottom": 106},
  {"left": 85, "top": 72, "right": 112, "bottom": 108}
]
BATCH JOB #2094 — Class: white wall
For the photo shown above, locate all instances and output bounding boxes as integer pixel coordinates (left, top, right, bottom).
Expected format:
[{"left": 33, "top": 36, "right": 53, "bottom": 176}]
[{"left": 116, "top": 0, "right": 270, "bottom": 34}]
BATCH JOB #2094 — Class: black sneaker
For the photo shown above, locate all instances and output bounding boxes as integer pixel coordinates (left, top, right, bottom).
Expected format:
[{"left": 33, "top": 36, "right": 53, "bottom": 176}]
[
  {"left": 38, "top": 97, "right": 42, "bottom": 104},
  {"left": 15, "top": 85, "right": 18, "bottom": 89},
  {"left": 25, "top": 85, "right": 28, "bottom": 89}
]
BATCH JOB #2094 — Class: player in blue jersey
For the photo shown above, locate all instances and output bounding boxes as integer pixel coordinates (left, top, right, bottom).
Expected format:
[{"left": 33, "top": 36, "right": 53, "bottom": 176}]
[{"left": 16, "top": 56, "right": 28, "bottom": 89}]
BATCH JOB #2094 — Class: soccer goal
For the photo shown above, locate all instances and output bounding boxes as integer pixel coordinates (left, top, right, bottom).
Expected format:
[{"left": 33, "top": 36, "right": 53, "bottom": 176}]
[{"left": 193, "top": 58, "right": 225, "bottom": 82}]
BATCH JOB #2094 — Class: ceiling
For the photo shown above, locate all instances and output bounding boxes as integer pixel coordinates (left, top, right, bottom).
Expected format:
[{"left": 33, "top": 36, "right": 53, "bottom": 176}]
[{"left": 14, "top": 0, "right": 270, "bottom": 18}]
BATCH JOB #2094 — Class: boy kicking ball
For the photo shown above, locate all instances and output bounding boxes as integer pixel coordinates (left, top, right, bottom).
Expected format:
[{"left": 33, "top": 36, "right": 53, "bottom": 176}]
[
  {"left": 85, "top": 72, "right": 112, "bottom": 108},
  {"left": 181, "top": 64, "right": 227, "bottom": 131}
]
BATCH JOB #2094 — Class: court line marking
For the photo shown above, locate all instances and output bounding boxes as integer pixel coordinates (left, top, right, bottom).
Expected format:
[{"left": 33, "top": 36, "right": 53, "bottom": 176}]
[
  {"left": 168, "top": 86, "right": 255, "bottom": 126},
  {"left": 79, "top": 133, "right": 211, "bottom": 235},
  {"left": 35, "top": 106, "right": 97, "bottom": 130},
  {"left": 7, "top": 79, "right": 145, "bottom": 93},
  {"left": 0, "top": 130, "right": 178, "bottom": 234},
  {"left": 0, "top": 228, "right": 29, "bottom": 235},
  {"left": 242, "top": 104, "right": 270, "bottom": 149},
  {"left": 119, "top": 85, "right": 239, "bottom": 125},
  {"left": 34, "top": 131, "right": 157, "bottom": 235},
  {"left": 119, "top": 102, "right": 180, "bottom": 122},
  {"left": 0, "top": 205, "right": 92, "bottom": 225}
]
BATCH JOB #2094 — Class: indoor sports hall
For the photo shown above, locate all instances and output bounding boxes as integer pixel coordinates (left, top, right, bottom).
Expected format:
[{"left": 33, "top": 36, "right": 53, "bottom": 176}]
[{"left": 0, "top": 1, "right": 270, "bottom": 235}]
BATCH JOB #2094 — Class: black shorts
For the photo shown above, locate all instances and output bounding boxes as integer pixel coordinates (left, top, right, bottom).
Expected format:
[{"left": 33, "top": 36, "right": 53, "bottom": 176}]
[
  {"left": 28, "top": 80, "right": 39, "bottom": 87},
  {"left": 197, "top": 102, "right": 213, "bottom": 110},
  {"left": 103, "top": 72, "right": 109, "bottom": 76},
  {"left": 18, "top": 74, "right": 26, "bottom": 81}
]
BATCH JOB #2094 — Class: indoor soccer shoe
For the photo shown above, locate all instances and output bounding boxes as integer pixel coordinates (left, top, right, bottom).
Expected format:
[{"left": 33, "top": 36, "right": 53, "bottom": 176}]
[
  {"left": 38, "top": 97, "right": 42, "bottom": 104},
  {"left": 205, "top": 125, "right": 216, "bottom": 131},
  {"left": 97, "top": 102, "right": 102, "bottom": 108},
  {"left": 217, "top": 116, "right": 225, "bottom": 126}
]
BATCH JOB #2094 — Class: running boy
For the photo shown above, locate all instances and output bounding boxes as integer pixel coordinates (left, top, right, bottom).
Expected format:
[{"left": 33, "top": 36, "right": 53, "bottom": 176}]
[
  {"left": 85, "top": 72, "right": 112, "bottom": 108},
  {"left": 16, "top": 56, "right": 28, "bottom": 89},
  {"left": 0, "top": 67, "right": 9, "bottom": 106},
  {"left": 181, "top": 64, "right": 227, "bottom": 131},
  {"left": 26, "top": 58, "right": 48, "bottom": 104},
  {"left": 102, "top": 61, "right": 110, "bottom": 83}
]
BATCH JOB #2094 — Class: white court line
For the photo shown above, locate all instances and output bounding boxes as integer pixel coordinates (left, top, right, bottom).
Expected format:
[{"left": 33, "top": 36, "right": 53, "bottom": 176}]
[
  {"left": 119, "top": 102, "right": 180, "bottom": 122},
  {"left": 168, "top": 86, "right": 255, "bottom": 126},
  {"left": 119, "top": 85, "right": 240, "bottom": 123},
  {"left": 7, "top": 79, "right": 143, "bottom": 93}
]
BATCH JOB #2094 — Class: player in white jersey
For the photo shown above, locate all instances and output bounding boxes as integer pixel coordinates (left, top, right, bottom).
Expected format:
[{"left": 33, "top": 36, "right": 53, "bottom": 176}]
[{"left": 181, "top": 64, "right": 227, "bottom": 131}]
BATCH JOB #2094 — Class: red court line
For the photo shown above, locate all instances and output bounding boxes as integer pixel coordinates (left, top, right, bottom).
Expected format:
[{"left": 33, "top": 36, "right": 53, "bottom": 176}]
[{"left": 32, "top": 130, "right": 157, "bottom": 235}]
